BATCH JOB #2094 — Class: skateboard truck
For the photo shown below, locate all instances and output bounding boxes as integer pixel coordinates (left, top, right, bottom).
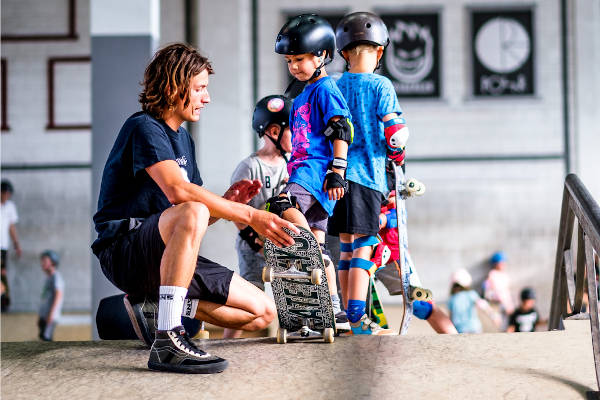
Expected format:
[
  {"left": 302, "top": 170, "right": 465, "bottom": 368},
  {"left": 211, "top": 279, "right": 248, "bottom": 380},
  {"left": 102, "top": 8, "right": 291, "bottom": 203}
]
[
  {"left": 277, "top": 320, "right": 335, "bottom": 344},
  {"left": 262, "top": 261, "right": 322, "bottom": 285}
]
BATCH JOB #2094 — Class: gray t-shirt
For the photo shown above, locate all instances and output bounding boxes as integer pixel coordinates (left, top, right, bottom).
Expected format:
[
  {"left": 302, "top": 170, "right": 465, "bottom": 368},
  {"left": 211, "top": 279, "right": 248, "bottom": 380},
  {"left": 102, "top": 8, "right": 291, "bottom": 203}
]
[
  {"left": 39, "top": 271, "right": 64, "bottom": 320},
  {"left": 231, "top": 153, "right": 288, "bottom": 251}
]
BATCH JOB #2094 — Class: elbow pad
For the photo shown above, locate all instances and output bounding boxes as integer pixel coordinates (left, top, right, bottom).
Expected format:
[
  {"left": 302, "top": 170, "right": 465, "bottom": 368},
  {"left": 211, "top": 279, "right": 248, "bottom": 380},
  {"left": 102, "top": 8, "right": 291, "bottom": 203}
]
[
  {"left": 384, "top": 117, "right": 409, "bottom": 149},
  {"left": 324, "top": 118, "right": 354, "bottom": 145}
]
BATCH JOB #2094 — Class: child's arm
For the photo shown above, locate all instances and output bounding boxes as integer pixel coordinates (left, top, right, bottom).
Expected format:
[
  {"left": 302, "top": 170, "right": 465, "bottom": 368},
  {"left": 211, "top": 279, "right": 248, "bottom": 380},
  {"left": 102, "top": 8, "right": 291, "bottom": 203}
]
[
  {"left": 476, "top": 297, "right": 502, "bottom": 327},
  {"left": 47, "top": 287, "right": 63, "bottom": 324},
  {"left": 323, "top": 116, "right": 350, "bottom": 201}
]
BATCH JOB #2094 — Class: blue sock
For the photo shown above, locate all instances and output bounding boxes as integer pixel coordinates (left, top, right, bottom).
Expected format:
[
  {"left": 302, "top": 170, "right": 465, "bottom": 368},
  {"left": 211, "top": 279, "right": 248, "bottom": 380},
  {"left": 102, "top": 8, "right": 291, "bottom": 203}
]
[{"left": 346, "top": 299, "right": 366, "bottom": 323}]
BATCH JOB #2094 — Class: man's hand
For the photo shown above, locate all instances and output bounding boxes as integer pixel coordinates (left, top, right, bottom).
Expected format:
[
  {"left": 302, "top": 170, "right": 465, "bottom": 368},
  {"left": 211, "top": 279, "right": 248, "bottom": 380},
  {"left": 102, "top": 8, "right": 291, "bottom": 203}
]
[
  {"left": 248, "top": 209, "right": 299, "bottom": 248},
  {"left": 224, "top": 179, "right": 262, "bottom": 204}
]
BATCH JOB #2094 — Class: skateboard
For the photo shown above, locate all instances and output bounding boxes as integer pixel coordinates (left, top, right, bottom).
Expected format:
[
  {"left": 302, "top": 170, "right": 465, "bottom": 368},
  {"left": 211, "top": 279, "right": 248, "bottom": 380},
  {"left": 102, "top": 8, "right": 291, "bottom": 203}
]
[
  {"left": 262, "top": 226, "right": 336, "bottom": 343},
  {"left": 393, "top": 164, "right": 432, "bottom": 334},
  {"left": 366, "top": 265, "right": 389, "bottom": 329}
]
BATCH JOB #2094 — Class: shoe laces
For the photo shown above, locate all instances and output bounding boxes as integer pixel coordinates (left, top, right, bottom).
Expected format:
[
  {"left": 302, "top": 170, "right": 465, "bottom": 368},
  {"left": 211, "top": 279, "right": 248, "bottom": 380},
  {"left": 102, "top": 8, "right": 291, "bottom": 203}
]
[{"left": 168, "top": 330, "right": 208, "bottom": 358}]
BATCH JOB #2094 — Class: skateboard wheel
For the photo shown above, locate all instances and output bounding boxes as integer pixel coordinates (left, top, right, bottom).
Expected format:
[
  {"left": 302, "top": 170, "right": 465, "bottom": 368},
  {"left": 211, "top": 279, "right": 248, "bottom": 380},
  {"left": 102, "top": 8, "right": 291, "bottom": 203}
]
[
  {"left": 277, "top": 327, "right": 287, "bottom": 344},
  {"left": 310, "top": 268, "right": 322, "bottom": 285},
  {"left": 323, "top": 328, "right": 335, "bottom": 343},
  {"left": 262, "top": 266, "right": 273, "bottom": 283},
  {"left": 406, "top": 179, "right": 426, "bottom": 196},
  {"left": 411, "top": 287, "right": 429, "bottom": 301}
]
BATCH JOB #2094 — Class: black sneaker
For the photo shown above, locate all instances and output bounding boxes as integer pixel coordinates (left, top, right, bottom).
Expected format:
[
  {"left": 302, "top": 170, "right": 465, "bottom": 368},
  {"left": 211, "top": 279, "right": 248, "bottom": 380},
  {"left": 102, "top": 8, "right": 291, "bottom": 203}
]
[
  {"left": 335, "top": 311, "right": 351, "bottom": 332},
  {"left": 148, "top": 326, "right": 228, "bottom": 374},
  {"left": 123, "top": 295, "right": 157, "bottom": 348}
]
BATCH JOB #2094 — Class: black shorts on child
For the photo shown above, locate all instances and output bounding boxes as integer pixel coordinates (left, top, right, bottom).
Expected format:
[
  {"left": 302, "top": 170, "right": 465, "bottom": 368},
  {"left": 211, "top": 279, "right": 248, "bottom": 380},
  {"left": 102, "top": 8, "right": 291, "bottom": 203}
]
[
  {"left": 328, "top": 181, "right": 384, "bottom": 237},
  {"left": 96, "top": 212, "right": 233, "bottom": 304}
]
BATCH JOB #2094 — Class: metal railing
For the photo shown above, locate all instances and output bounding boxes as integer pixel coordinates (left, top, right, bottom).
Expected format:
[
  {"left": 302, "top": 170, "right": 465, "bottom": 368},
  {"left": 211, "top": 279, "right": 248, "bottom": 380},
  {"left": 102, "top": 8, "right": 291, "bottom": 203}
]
[{"left": 549, "top": 173, "right": 600, "bottom": 392}]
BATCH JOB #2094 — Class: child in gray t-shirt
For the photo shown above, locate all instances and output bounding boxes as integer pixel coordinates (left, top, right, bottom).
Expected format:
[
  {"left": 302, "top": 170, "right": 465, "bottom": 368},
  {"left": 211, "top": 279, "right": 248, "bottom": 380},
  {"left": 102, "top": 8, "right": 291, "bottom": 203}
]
[
  {"left": 38, "top": 250, "right": 64, "bottom": 341},
  {"left": 223, "top": 95, "right": 292, "bottom": 339}
]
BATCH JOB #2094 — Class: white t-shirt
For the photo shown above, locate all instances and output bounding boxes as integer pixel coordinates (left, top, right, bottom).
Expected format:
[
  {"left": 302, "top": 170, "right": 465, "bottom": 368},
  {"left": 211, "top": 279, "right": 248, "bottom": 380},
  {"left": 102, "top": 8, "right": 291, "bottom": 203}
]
[{"left": 1, "top": 200, "right": 19, "bottom": 250}]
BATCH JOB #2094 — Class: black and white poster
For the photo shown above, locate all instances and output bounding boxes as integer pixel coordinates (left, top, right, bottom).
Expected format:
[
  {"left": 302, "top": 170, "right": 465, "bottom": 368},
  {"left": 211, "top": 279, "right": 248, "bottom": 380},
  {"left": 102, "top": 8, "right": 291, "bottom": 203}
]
[
  {"left": 471, "top": 10, "right": 534, "bottom": 96},
  {"left": 380, "top": 13, "right": 440, "bottom": 98}
]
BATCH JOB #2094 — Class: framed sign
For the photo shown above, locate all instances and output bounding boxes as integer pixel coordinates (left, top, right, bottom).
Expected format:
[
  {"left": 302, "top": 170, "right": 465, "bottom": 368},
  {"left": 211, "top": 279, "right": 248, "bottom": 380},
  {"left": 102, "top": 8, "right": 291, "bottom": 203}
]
[
  {"left": 380, "top": 13, "right": 440, "bottom": 98},
  {"left": 471, "top": 9, "right": 534, "bottom": 96}
]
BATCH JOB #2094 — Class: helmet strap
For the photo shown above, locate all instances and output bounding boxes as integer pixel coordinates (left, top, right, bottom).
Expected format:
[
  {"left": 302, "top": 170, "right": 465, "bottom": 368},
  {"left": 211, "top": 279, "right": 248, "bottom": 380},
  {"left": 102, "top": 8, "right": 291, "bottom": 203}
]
[{"left": 265, "top": 130, "right": 289, "bottom": 163}]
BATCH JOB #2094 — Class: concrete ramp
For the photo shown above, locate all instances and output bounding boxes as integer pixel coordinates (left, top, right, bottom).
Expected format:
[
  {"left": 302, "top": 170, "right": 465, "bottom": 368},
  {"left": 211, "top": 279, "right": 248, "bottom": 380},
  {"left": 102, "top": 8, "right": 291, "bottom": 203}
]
[{"left": 1, "top": 320, "right": 597, "bottom": 399}]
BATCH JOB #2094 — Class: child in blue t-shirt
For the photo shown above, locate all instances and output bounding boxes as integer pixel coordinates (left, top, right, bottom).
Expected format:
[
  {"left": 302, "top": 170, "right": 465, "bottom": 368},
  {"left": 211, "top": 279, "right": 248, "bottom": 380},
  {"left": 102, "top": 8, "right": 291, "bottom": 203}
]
[
  {"left": 268, "top": 14, "right": 353, "bottom": 330},
  {"left": 328, "top": 12, "right": 409, "bottom": 335}
]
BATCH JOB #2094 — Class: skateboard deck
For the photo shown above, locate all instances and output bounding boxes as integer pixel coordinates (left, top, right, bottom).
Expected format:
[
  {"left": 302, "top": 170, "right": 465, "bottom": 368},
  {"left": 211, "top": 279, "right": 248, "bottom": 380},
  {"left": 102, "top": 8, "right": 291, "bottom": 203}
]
[
  {"left": 394, "top": 164, "right": 417, "bottom": 335},
  {"left": 366, "top": 271, "right": 389, "bottom": 329},
  {"left": 263, "top": 226, "right": 336, "bottom": 343}
]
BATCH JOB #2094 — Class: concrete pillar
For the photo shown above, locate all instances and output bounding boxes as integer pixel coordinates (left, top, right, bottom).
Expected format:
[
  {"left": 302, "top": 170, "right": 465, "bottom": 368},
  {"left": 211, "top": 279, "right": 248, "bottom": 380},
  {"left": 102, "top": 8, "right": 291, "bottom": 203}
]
[{"left": 90, "top": 0, "right": 160, "bottom": 339}]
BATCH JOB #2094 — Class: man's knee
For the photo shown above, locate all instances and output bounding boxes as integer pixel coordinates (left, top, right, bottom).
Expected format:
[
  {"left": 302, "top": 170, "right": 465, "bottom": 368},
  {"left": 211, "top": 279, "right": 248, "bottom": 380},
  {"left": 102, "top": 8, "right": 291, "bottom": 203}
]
[{"left": 174, "top": 202, "right": 210, "bottom": 233}]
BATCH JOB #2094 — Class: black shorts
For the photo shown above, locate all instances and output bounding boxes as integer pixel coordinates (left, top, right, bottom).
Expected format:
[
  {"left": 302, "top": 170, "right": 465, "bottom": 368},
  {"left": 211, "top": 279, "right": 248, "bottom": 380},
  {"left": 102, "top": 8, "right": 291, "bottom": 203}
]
[
  {"left": 328, "top": 181, "right": 384, "bottom": 236},
  {"left": 96, "top": 213, "right": 233, "bottom": 304}
]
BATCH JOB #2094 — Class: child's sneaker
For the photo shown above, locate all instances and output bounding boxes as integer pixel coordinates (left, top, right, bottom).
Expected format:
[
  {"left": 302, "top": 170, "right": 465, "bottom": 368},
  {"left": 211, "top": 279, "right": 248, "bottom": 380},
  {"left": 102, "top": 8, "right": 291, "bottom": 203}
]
[
  {"left": 124, "top": 295, "right": 157, "bottom": 348},
  {"left": 335, "top": 311, "right": 351, "bottom": 332},
  {"left": 350, "top": 314, "right": 395, "bottom": 335},
  {"left": 148, "top": 326, "right": 228, "bottom": 374}
]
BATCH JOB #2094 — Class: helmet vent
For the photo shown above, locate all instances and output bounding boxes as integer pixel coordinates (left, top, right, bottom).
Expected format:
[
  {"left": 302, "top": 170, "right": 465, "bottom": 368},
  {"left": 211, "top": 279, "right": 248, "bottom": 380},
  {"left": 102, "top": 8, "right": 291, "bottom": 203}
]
[
  {"left": 366, "top": 23, "right": 372, "bottom": 28},
  {"left": 309, "top": 18, "right": 315, "bottom": 23}
]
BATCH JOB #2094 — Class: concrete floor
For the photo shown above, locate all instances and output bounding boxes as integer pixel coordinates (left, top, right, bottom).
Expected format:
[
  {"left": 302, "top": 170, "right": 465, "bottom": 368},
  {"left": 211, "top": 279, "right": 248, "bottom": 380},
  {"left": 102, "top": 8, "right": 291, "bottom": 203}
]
[{"left": 1, "top": 319, "right": 598, "bottom": 399}]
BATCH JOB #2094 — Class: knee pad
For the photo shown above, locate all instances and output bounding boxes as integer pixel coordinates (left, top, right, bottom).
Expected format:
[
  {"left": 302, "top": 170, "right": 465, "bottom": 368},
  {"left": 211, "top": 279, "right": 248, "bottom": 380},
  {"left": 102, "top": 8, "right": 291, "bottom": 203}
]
[
  {"left": 413, "top": 300, "right": 433, "bottom": 320},
  {"left": 337, "top": 259, "right": 350, "bottom": 271},
  {"left": 340, "top": 242, "right": 353, "bottom": 253},
  {"left": 352, "top": 235, "right": 379, "bottom": 251},
  {"left": 264, "top": 194, "right": 297, "bottom": 218},
  {"left": 346, "top": 299, "right": 366, "bottom": 323},
  {"left": 350, "top": 257, "right": 375, "bottom": 274}
]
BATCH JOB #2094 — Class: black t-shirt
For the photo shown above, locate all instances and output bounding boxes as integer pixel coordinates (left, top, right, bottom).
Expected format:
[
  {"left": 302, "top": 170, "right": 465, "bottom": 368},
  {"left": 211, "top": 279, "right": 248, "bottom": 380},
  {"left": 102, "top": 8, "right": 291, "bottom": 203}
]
[
  {"left": 92, "top": 111, "right": 202, "bottom": 253},
  {"left": 508, "top": 308, "right": 539, "bottom": 332}
]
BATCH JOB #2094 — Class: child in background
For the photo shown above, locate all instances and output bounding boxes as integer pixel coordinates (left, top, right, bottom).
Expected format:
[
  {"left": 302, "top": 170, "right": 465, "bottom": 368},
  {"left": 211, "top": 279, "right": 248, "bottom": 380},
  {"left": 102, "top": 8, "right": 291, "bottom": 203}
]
[
  {"left": 448, "top": 268, "right": 500, "bottom": 333},
  {"left": 224, "top": 95, "right": 292, "bottom": 338},
  {"left": 373, "top": 191, "right": 457, "bottom": 334},
  {"left": 38, "top": 250, "right": 64, "bottom": 341},
  {"left": 506, "top": 287, "right": 540, "bottom": 332}
]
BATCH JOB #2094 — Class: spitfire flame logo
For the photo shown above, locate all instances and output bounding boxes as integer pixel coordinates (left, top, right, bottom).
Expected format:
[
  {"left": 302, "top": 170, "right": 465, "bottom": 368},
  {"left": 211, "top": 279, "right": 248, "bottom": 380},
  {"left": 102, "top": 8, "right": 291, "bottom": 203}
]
[{"left": 385, "top": 21, "right": 434, "bottom": 83}]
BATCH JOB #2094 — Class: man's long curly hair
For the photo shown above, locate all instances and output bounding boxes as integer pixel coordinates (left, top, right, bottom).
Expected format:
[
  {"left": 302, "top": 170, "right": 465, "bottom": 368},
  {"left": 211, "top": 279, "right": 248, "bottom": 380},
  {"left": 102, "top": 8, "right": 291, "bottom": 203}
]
[{"left": 139, "top": 43, "right": 214, "bottom": 119}]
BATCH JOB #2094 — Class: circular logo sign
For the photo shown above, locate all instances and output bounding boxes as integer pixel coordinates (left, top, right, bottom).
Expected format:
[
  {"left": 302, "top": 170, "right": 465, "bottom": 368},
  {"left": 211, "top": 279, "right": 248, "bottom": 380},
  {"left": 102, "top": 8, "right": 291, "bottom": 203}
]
[
  {"left": 267, "top": 97, "right": 285, "bottom": 112},
  {"left": 475, "top": 17, "right": 531, "bottom": 73}
]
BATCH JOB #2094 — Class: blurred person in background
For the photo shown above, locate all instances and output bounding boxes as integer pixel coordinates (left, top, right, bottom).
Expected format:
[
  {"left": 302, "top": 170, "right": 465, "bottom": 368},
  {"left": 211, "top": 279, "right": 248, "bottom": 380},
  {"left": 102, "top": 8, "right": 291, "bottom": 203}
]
[
  {"left": 506, "top": 287, "right": 541, "bottom": 332},
  {"left": 1, "top": 180, "right": 22, "bottom": 311},
  {"left": 449, "top": 268, "right": 500, "bottom": 333},
  {"left": 482, "top": 251, "right": 515, "bottom": 326},
  {"left": 38, "top": 250, "right": 64, "bottom": 341}
]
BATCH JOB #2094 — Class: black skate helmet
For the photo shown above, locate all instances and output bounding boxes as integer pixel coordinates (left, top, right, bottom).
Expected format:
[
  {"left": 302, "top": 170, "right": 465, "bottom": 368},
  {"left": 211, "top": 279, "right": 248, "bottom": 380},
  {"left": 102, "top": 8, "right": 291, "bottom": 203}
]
[
  {"left": 275, "top": 14, "right": 335, "bottom": 60},
  {"left": 335, "top": 12, "right": 389, "bottom": 54},
  {"left": 252, "top": 95, "right": 292, "bottom": 161},
  {"left": 252, "top": 95, "right": 292, "bottom": 137},
  {"left": 41, "top": 250, "right": 60, "bottom": 267},
  {"left": 275, "top": 14, "right": 335, "bottom": 80}
]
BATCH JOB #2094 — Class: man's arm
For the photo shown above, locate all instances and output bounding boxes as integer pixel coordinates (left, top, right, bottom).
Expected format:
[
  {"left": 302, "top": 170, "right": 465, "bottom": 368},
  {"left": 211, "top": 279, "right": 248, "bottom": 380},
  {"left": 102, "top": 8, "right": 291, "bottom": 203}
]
[
  {"left": 146, "top": 160, "right": 297, "bottom": 246},
  {"left": 9, "top": 224, "right": 21, "bottom": 258}
]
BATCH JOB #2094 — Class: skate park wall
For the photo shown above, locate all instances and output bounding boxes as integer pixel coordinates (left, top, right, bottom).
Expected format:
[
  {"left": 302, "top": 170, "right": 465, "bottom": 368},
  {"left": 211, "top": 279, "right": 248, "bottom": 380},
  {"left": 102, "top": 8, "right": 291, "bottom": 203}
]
[{"left": 1, "top": 0, "right": 598, "bottom": 321}]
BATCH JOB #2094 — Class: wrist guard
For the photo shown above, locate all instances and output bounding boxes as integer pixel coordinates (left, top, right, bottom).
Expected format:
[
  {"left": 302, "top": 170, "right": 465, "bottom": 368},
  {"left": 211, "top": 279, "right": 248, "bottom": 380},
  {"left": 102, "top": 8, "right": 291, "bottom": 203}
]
[
  {"left": 331, "top": 157, "right": 347, "bottom": 171},
  {"left": 384, "top": 117, "right": 409, "bottom": 149},
  {"left": 323, "top": 118, "right": 354, "bottom": 144},
  {"left": 239, "top": 226, "right": 262, "bottom": 252},
  {"left": 264, "top": 194, "right": 298, "bottom": 217},
  {"left": 324, "top": 171, "right": 348, "bottom": 193}
]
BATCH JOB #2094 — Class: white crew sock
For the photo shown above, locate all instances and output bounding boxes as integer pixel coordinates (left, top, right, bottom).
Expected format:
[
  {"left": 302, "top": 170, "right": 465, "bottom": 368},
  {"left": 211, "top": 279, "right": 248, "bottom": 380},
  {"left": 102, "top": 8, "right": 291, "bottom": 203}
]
[{"left": 158, "top": 286, "right": 188, "bottom": 331}]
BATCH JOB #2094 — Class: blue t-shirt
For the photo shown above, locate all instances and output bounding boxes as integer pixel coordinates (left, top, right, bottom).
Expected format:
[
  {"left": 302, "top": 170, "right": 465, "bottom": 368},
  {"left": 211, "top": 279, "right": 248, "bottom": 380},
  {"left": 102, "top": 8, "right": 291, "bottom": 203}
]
[
  {"left": 336, "top": 72, "right": 403, "bottom": 194},
  {"left": 448, "top": 290, "right": 483, "bottom": 334},
  {"left": 92, "top": 111, "right": 202, "bottom": 253},
  {"left": 287, "top": 76, "right": 351, "bottom": 215}
]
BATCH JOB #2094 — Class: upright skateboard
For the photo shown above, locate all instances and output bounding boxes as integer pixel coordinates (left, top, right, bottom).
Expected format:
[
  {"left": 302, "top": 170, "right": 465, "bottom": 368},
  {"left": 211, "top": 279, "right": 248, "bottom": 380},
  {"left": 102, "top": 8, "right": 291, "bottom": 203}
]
[
  {"left": 262, "top": 226, "right": 336, "bottom": 343},
  {"left": 393, "top": 164, "right": 432, "bottom": 334},
  {"left": 366, "top": 265, "right": 389, "bottom": 329}
]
